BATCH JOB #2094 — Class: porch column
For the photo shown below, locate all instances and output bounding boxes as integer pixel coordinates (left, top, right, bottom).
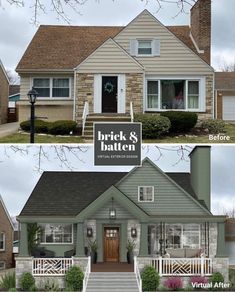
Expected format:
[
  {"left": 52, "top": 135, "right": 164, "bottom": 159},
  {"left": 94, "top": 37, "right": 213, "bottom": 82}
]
[
  {"left": 216, "top": 222, "right": 227, "bottom": 257},
  {"left": 19, "top": 222, "right": 29, "bottom": 257},
  {"left": 139, "top": 223, "right": 148, "bottom": 256},
  {"left": 75, "top": 222, "right": 85, "bottom": 256}
]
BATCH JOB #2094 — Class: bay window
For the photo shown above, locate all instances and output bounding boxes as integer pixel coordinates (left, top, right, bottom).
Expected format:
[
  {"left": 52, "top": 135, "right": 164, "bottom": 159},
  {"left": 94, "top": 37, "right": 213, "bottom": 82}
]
[
  {"left": 33, "top": 78, "right": 70, "bottom": 98},
  {"left": 146, "top": 78, "right": 202, "bottom": 111},
  {"left": 40, "top": 223, "right": 73, "bottom": 244}
]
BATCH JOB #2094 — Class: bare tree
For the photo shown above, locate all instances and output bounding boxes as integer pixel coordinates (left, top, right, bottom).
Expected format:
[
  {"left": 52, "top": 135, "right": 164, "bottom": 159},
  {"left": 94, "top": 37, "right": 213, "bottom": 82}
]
[
  {"left": 1, "top": 0, "right": 196, "bottom": 24},
  {"left": 220, "top": 59, "right": 235, "bottom": 72}
]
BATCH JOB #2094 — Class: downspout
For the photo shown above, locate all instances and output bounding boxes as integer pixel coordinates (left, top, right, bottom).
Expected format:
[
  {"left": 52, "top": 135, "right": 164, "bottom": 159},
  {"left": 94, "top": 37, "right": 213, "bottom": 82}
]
[
  {"left": 73, "top": 69, "right": 77, "bottom": 121},
  {"left": 212, "top": 72, "right": 215, "bottom": 119},
  {"left": 142, "top": 69, "right": 145, "bottom": 113}
]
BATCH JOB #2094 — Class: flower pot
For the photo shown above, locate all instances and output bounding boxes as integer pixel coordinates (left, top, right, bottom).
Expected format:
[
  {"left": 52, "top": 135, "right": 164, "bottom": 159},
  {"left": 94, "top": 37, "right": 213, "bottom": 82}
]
[
  {"left": 91, "top": 251, "right": 97, "bottom": 264},
  {"left": 127, "top": 251, "right": 134, "bottom": 264}
]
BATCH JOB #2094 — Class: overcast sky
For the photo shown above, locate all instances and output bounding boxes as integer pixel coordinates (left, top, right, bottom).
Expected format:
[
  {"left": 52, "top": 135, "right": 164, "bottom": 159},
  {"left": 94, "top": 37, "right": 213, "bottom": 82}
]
[
  {"left": 0, "top": 145, "right": 234, "bottom": 217},
  {"left": 0, "top": 0, "right": 235, "bottom": 74}
]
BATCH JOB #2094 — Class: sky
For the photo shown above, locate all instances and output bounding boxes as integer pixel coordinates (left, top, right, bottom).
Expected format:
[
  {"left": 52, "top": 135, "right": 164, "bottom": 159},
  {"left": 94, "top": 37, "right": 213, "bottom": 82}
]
[
  {"left": 0, "top": 145, "right": 234, "bottom": 217},
  {"left": 0, "top": 0, "right": 235, "bottom": 75}
]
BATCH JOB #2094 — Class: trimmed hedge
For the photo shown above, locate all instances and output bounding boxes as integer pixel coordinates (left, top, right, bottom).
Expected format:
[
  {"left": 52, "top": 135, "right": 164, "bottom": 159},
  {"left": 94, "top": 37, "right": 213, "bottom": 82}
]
[
  {"left": 20, "top": 120, "right": 77, "bottom": 135},
  {"left": 160, "top": 111, "right": 198, "bottom": 133},
  {"left": 134, "top": 114, "right": 171, "bottom": 139},
  {"left": 141, "top": 266, "right": 160, "bottom": 291},
  {"left": 20, "top": 120, "right": 49, "bottom": 133},
  {"left": 201, "top": 119, "right": 226, "bottom": 134}
]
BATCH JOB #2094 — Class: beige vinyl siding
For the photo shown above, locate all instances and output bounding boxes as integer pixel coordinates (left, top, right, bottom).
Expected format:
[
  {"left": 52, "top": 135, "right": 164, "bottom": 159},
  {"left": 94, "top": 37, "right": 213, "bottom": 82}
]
[
  {"left": 117, "top": 160, "right": 209, "bottom": 216},
  {"left": 114, "top": 10, "right": 213, "bottom": 75},
  {"left": 19, "top": 74, "right": 74, "bottom": 100},
  {"left": 77, "top": 39, "right": 143, "bottom": 73},
  {"left": 92, "top": 201, "right": 134, "bottom": 219}
]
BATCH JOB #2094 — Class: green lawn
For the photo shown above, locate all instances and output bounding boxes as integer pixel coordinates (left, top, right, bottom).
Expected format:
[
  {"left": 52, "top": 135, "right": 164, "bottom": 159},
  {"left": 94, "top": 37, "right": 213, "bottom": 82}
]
[
  {"left": 0, "top": 133, "right": 84, "bottom": 143},
  {"left": 1, "top": 123, "right": 235, "bottom": 143}
]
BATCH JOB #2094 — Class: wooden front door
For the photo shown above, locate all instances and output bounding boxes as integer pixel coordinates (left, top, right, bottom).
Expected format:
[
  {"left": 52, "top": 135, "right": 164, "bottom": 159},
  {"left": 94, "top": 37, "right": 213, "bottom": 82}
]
[
  {"left": 104, "top": 227, "right": 119, "bottom": 262},
  {"left": 102, "top": 76, "right": 118, "bottom": 113}
]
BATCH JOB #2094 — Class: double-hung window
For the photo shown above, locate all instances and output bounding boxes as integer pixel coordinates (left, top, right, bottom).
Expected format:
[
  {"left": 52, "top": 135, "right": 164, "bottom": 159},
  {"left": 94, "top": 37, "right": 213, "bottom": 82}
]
[
  {"left": 138, "top": 186, "right": 154, "bottom": 202},
  {"left": 33, "top": 78, "right": 70, "bottom": 98},
  {"left": 138, "top": 40, "right": 152, "bottom": 55},
  {"left": 40, "top": 223, "right": 73, "bottom": 244},
  {"left": 0, "top": 232, "right": 5, "bottom": 251},
  {"left": 146, "top": 79, "right": 201, "bottom": 111}
]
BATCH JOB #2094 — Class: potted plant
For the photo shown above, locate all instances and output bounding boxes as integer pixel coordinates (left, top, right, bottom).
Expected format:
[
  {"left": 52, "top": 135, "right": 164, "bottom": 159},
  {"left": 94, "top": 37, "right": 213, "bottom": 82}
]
[
  {"left": 126, "top": 240, "right": 136, "bottom": 264},
  {"left": 88, "top": 240, "right": 98, "bottom": 264}
]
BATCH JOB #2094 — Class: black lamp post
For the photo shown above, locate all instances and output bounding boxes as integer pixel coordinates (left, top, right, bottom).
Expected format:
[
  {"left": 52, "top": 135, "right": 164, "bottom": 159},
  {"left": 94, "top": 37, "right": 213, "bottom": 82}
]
[{"left": 27, "top": 87, "right": 39, "bottom": 143}]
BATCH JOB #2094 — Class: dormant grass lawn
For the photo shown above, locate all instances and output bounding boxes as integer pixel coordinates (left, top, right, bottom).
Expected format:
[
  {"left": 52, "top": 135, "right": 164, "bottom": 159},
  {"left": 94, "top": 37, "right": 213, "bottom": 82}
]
[{"left": 0, "top": 123, "right": 235, "bottom": 143}]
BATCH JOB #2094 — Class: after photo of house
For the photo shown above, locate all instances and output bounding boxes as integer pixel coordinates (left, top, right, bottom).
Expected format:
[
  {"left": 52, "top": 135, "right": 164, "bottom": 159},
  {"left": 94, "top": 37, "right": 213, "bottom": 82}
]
[{"left": 0, "top": 144, "right": 234, "bottom": 291}]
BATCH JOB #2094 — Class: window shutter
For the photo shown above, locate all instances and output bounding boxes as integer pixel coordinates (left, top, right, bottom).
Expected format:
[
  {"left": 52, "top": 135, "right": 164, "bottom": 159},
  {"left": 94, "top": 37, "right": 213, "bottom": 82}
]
[
  {"left": 130, "top": 39, "right": 138, "bottom": 56},
  {"left": 152, "top": 39, "right": 160, "bottom": 56}
]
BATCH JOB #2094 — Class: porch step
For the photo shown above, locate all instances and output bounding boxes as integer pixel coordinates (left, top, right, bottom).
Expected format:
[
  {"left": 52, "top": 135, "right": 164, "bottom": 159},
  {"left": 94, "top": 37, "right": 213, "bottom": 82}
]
[
  {"left": 83, "top": 114, "right": 131, "bottom": 139},
  {"left": 86, "top": 272, "right": 139, "bottom": 292}
]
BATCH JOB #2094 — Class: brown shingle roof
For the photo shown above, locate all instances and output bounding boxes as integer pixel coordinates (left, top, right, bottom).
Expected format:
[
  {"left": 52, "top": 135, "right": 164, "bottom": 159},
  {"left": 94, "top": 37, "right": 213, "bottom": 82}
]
[
  {"left": 215, "top": 72, "right": 235, "bottom": 90},
  {"left": 16, "top": 24, "right": 206, "bottom": 71},
  {"left": 9, "top": 85, "right": 20, "bottom": 96}
]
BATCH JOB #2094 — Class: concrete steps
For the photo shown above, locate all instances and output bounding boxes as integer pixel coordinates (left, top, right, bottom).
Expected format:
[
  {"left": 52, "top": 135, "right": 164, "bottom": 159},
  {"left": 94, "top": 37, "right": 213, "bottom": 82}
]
[
  {"left": 83, "top": 114, "right": 131, "bottom": 140},
  {"left": 86, "top": 272, "right": 139, "bottom": 292}
]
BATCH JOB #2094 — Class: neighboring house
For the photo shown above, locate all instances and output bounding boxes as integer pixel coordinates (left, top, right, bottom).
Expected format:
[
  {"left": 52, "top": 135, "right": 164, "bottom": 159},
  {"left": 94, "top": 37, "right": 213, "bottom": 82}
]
[
  {"left": 0, "top": 195, "right": 14, "bottom": 269},
  {"left": 8, "top": 85, "right": 20, "bottom": 122},
  {"left": 0, "top": 59, "right": 9, "bottom": 124},
  {"left": 16, "top": 0, "right": 214, "bottom": 135},
  {"left": 16, "top": 146, "right": 228, "bottom": 288},
  {"left": 215, "top": 72, "right": 235, "bottom": 121},
  {"left": 225, "top": 218, "right": 235, "bottom": 266}
]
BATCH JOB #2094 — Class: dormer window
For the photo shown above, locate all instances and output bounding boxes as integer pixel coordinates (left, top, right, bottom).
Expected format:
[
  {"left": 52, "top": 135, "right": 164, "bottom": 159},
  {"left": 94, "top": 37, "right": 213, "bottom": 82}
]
[
  {"left": 138, "top": 186, "right": 154, "bottom": 202},
  {"left": 138, "top": 40, "right": 152, "bottom": 55}
]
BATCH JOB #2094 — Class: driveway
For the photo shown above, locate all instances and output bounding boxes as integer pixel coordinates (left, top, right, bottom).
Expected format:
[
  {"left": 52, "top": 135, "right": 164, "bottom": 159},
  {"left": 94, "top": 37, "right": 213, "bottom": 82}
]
[{"left": 0, "top": 122, "right": 19, "bottom": 138}]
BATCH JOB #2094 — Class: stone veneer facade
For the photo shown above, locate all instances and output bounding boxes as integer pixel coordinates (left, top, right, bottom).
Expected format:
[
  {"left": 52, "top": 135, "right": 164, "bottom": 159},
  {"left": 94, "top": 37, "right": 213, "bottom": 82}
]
[{"left": 75, "top": 73, "right": 213, "bottom": 123}]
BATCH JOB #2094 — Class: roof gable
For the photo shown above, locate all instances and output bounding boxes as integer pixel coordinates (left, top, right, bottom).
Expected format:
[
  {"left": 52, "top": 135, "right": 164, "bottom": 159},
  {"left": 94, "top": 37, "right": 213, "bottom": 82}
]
[
  {"left": 76, "top": 38, "right": 144, "bottom": 73},
  {"left": 116, "top": 157, "right": 211, "bottom": 216},
  {"left": 0, "top": 59, "right": 9, "bottom": 83},
  {"left": 114, "top": 9, "right": 213, "bottom": 73},
  {"left": 0, "top": 195, "right": 14, "bottom": 229}
]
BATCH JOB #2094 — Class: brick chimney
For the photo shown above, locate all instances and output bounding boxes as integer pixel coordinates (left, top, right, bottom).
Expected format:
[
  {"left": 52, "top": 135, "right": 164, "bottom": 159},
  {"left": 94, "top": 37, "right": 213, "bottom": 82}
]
[
  {"left": 189, "top": 146, "right": 211, "bottom": 211},
  {"left": 190, "top": 0, "right": 211, "bottom": 64}
]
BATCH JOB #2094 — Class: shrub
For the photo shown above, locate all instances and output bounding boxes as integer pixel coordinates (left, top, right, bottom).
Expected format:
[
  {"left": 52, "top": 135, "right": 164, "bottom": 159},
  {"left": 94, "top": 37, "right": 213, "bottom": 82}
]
[
  {"left": 141, "top": 266, "right": 160, "bottom": 291},
  {"left": 134, "top": 114, "right": 170, "bottom": 139},
  {"left": 49, "top": 120, "right": 77, "bottom": 135},
  {"left": 190, "top": 276, "right": 208, "bottom": 289},
  {"left": 209, "top": 272, "right": 224, "bottom": 288},
  {"left": 44, "top": 279, "right": 60, "bottom": 291},
  {"left": 229, "top": 268, "right": 235, "bottom": 288},
  {"left": 164, "top": 277, "right": 183, "bottom": 290},
  {"left": 65, "top": 266, "right": 84, "bottom": 291},
  {"left": 19, "top": 272, "right": 35, "bottom": 291},
  {"left": 201, "top": 119, "right": 226, "bottom": 134},
  {"left": 20, "top": 119, "right": 49, "bottom": 133},
  {"left": 160, "top": 111, "right": 198, "bottom": 133},
  {"left": 0, "top": 272, "right": 15, "bottom": 289}
]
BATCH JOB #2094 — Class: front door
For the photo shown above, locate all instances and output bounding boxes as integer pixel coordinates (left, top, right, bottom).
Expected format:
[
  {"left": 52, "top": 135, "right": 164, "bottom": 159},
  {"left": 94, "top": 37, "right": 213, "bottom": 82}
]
[
  {"left": 102, "top": 76, "right": 118, "bottom": 113},
  {"left": 104, "top": 227, "right": 119, "bottom": 262}
]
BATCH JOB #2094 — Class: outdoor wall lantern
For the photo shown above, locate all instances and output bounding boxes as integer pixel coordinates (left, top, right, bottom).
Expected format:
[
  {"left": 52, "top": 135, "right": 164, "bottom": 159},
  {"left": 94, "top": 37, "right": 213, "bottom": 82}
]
[
  {"left": 87, "top": 227, "right": 93, "bottom": 238},
  {"left": 131, "top": 228, "right": 137, "bottom": 238},
  {"left": 27, "top": 87, "right": 39, "bottom": 143},
  {"left": 109, "top": 197, "right": 116, "bottom": 219}
]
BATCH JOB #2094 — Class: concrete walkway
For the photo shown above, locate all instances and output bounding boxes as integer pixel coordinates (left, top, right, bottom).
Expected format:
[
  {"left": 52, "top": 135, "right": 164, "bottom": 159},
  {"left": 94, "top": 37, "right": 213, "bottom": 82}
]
[{"left": 0, "top": 122, "right": 19, "bottom": 138}]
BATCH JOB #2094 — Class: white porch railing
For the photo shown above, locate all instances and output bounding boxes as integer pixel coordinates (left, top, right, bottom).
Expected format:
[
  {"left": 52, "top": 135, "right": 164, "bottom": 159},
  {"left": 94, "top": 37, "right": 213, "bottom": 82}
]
[
  {"left": 82, "top": 101, "right": 89, "bottom": 136},
  {"left": 33, "top": 258, "right": 73, "bottom": 276},
  {"left": 134, "top": 256, "right": 142, "bottom": 292},
  {"left": 82, "top": 256, "right": 91, "bottom": 292},
  {"left": 137, "top": 256, "right": 212, "bottom": 276},
  {"left": 130, "top": 101, "right": 134, "bottom": 123}
]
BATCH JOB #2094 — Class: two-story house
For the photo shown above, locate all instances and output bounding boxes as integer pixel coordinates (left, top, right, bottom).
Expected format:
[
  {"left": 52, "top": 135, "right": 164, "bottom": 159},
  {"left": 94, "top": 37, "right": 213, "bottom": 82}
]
[
  {"left": 0, "top": 60, "right": 9, "bottom": 124},
  {"left": 16, "top": 146, "right": 228, "bottom": 289},
  {"left": 0, "top": 195, "right": 14, "bottom": 269},
  {"left": 16, "top": 0, "right": 214, "bottom": 135}
]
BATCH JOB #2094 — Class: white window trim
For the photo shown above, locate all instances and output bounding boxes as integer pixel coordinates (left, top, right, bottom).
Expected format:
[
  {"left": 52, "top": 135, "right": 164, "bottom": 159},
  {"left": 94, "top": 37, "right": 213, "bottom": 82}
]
[
  {"left": 145, "top": 76, "right": 206, "bottom": 112},
  {"left": 137, "top": 39, "right": 153, "bottom": 57},
  {"left": 40, "top": 223, "right": 74, "bottom": 245},
  {"left": 31, "top": 77, "right": 72, "bottom": 100},
  {"left": 165, "top": 223, "right": 201, "bottom": 249},
  {"left": 138, "top": 186, "right": 154, "bottom": 202},
  {"left": 0, "top": 261, "right": 5, "bottom": 270},
  {"left": 0, "top": 232, "right": 5, "bottom": 251}
]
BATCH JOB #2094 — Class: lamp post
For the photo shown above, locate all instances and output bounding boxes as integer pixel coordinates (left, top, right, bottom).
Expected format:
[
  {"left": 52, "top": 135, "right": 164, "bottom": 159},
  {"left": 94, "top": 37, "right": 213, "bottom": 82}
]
[{"left": 27, "top": 87, "right": 39, "bottom": 143}]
